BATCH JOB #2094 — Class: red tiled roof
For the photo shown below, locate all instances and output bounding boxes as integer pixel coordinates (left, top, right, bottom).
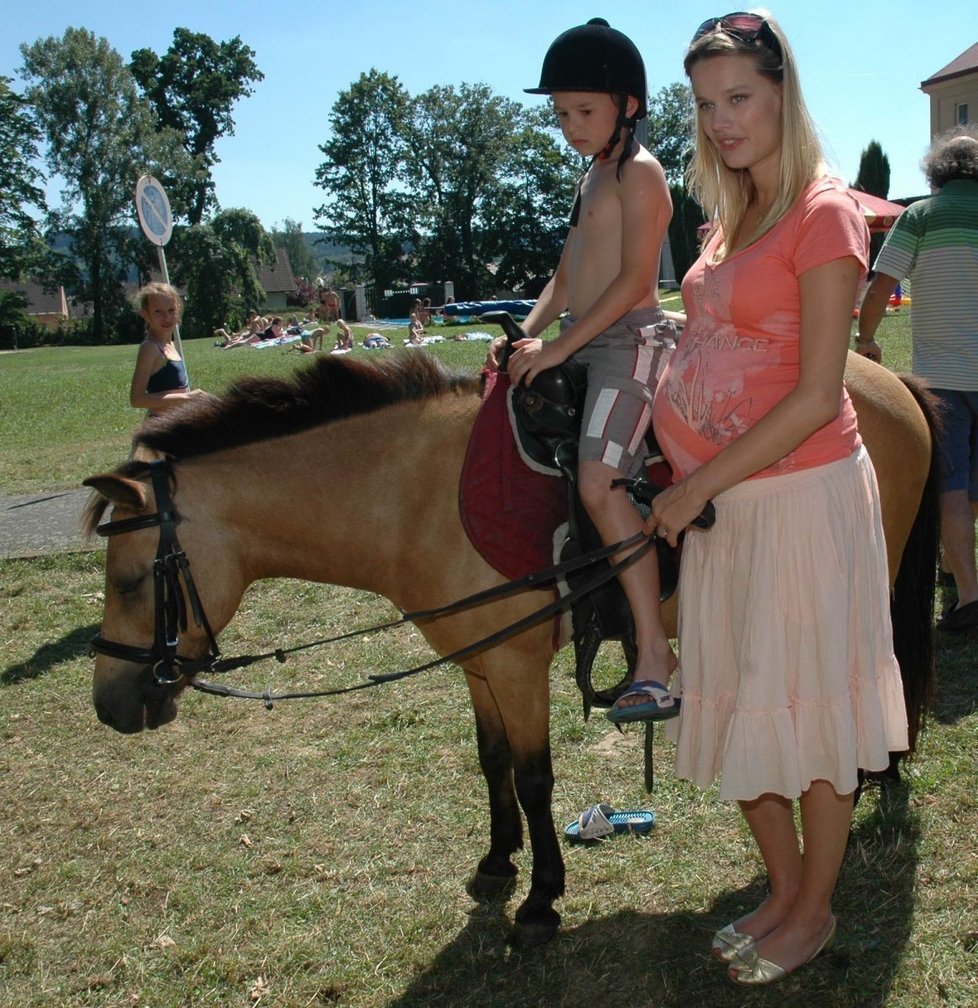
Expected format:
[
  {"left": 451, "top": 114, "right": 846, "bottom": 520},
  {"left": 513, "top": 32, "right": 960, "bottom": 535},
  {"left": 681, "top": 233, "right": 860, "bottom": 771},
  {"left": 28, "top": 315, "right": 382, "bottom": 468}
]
[{"left": 921, "top": 42, "right": 978, "bottom": 88}]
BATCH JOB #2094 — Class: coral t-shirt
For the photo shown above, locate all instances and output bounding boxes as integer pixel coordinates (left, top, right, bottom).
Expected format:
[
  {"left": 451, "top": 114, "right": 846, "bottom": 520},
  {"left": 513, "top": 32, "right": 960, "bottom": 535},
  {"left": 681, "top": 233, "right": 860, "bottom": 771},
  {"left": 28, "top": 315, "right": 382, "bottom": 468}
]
[{"left": 653, "top": 179, "right": 869, "bottom": 481}]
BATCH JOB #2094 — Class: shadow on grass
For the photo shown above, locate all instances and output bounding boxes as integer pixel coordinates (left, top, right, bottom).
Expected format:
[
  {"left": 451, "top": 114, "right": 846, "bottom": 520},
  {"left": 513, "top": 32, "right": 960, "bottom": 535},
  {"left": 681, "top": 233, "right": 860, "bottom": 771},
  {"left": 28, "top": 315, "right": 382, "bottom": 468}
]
[
  {"left": 932, "top": 634, "right": 978, "bottom": 725},
  {"left": 384, "top": 783, "right": 918, "bottom": 1008},
  {"left": 1, "top": 622, "right": 99, "bottom": 684},
  {"left": 834, "top": 777, "right": 919, "bottom": 1005}
]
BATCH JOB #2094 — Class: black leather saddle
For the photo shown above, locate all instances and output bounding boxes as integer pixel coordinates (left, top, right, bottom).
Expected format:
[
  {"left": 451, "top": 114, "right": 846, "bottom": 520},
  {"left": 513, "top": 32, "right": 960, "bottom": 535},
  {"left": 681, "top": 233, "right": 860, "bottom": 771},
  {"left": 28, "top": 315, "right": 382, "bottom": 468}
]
[{"left": 480, "top": 311, "right": 714, "bottom": 723}]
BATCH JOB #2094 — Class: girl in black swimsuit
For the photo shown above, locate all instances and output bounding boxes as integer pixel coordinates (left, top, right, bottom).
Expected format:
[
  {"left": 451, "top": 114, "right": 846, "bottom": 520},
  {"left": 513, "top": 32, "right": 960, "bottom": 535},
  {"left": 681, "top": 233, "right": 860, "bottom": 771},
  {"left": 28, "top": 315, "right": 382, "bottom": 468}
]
[{"left": 129, "top": 282, "right": 204, "bottom": 416}]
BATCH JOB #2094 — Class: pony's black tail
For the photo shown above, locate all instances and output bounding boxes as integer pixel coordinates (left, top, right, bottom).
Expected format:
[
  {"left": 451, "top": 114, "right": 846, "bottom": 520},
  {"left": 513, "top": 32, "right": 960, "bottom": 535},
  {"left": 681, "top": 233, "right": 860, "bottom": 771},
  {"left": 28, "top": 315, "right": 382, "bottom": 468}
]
[{"left": 891, "top": 374, "right": 941, "bottom": 756}]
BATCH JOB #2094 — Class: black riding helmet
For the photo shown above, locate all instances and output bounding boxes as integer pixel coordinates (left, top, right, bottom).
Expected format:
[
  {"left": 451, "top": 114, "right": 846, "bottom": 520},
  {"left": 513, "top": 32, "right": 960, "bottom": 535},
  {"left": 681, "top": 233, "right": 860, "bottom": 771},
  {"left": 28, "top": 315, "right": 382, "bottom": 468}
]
[
  {"left": 525, "top": 18, "right": 647, "bottom": 176},
  {"left": 525, "top": 17, "right": 647, "bottom": 118}
]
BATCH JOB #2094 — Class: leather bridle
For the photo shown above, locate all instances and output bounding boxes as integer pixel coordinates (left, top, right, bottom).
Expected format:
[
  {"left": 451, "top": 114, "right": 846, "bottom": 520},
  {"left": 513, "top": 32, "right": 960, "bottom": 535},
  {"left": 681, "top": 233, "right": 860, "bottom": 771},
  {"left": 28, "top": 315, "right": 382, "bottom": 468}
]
[
  {"left": 88, "top": 458, "right": 664, "bottom": 705},
  {"left": 90, "top": 459, "right": 221, "bottom": 685}
]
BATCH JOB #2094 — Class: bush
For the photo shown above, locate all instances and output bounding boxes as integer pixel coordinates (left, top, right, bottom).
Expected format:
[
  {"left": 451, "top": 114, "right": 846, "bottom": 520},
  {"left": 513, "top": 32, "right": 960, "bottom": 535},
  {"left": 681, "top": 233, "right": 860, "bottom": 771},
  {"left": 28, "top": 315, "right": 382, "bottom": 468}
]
[
  {"left": 0, "top": 317, "right": 63, "bottom": 349},
  {"left": 288, "top": 277, "right": 314, "bottom": 306},
  {"left": 43, "top": 318, "right": 96, "bottom": 346}
]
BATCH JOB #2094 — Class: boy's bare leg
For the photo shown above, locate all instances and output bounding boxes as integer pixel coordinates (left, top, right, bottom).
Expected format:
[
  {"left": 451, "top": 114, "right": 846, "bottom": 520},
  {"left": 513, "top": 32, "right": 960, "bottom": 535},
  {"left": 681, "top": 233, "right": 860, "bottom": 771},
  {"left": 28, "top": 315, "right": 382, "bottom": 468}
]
[{"left": 578, "top": 459, "right": 677, "bottom": 707}]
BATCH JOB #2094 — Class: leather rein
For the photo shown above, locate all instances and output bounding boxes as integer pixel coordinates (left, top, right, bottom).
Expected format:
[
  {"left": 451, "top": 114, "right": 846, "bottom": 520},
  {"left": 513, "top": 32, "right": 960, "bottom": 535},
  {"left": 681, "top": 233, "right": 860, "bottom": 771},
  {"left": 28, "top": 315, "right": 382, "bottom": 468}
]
[{"left": 90, "top": 459, "right": 656, "bottom": 708}]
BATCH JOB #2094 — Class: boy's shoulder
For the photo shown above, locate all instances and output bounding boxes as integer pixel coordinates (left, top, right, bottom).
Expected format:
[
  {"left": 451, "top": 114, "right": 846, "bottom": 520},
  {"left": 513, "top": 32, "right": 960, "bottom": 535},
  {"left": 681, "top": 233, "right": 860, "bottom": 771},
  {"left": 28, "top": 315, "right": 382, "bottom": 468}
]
[
  {"left": 629, "top": 142, "right": 666, "bottom": 174},
  {"left": 584, "top": 143, "right": 666, "bottom": 199}
]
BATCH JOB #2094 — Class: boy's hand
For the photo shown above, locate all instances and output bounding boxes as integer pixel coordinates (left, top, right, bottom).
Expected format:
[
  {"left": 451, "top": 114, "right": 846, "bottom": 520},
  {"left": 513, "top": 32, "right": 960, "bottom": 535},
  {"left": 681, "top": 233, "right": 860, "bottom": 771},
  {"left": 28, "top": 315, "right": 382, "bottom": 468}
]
[
  {"left": 508, "top": 337, "right": 569, "bottom": 386},
  {"left": 483, "top": 335, "right": 508, "bottom": 373}
]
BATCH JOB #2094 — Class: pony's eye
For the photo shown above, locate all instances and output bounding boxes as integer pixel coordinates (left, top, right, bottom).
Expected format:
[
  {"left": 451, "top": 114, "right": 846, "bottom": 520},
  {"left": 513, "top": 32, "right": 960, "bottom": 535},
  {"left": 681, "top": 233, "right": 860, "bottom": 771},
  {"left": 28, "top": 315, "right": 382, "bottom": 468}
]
[{"left": 113, "top": 573, "right": 148, "bottom": 596}]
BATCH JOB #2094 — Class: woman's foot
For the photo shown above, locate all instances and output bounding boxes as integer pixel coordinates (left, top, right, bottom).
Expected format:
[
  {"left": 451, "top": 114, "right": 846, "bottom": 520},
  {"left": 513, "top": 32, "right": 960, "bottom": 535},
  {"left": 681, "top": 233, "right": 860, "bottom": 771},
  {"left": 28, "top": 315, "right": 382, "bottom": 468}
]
[
  {"left": 712, "top": 923, "right": 756, "bottom": 965},
  {"left": 714, "top": 894, "right": 793, "bottom": 963},
  {"left": 729, "top": 915, "right": 836, "bottom": 985}
]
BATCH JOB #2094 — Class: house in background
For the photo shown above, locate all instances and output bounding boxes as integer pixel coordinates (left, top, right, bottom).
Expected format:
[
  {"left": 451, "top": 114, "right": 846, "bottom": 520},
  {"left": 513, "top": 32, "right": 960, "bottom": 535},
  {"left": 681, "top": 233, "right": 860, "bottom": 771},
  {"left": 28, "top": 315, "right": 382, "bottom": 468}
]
[
  {"left": 256, "top": 247, "right": 297, "bottom": 312},
  {"left": 0, "top": 277, "right": 70, "bottom": 330},
  {"left": 921, "top": 42, "right": 978, "bottom": 135}
]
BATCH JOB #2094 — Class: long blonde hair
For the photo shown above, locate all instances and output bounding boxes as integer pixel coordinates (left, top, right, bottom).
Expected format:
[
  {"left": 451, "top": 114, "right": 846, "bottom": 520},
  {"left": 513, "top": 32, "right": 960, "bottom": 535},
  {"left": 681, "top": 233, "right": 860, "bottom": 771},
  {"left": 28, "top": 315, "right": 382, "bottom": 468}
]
[{"left": 684, "top": 12, "right": 826, "bottom": 256}]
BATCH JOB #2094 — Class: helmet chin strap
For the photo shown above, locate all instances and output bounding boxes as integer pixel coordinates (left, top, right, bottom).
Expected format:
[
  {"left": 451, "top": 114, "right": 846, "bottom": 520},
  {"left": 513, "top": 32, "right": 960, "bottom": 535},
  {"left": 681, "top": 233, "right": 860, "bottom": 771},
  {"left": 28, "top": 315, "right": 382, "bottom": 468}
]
[{"left": 597, "top": 96, "right": 637, "bottom": 180}]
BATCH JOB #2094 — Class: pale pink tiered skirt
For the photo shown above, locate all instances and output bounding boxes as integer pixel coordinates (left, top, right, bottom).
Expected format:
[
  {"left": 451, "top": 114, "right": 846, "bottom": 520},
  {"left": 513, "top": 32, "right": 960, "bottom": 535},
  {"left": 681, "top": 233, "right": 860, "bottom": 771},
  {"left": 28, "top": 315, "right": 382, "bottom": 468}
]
[{"left": 664, "top": 447, "right": 908, "bottom": 801}]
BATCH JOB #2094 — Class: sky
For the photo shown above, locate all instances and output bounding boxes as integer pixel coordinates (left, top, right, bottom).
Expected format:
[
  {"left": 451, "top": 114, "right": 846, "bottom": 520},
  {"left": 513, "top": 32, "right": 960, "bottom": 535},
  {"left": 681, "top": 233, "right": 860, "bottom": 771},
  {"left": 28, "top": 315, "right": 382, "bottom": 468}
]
[{"left": 3, "top": 0, "right": 975, "bottom": 232}]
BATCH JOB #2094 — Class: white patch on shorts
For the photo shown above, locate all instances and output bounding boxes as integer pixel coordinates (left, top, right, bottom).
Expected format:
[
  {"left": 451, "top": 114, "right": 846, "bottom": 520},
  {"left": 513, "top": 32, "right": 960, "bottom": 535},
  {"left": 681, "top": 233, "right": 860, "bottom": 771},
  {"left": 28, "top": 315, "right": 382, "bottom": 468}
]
[
  {"left": 627, "top": 403, "right": 653, "bottom": 456},
  {"left": 586, "top": 388, "right": 618, "bottom": 439},
  {"left": 600, "top": 442, "right": 625, "bottom": 468}
]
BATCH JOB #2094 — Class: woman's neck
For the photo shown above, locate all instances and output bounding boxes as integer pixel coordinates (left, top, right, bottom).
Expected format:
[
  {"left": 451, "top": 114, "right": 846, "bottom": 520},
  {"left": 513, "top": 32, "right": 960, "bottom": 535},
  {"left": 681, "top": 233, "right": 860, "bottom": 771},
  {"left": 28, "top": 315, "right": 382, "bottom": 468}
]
[
  {"left": 726, "top": 173, "right": 779, "bottom": 255},
  {"left": 747, "top": 163, "right": 781, "bottom": 220}
]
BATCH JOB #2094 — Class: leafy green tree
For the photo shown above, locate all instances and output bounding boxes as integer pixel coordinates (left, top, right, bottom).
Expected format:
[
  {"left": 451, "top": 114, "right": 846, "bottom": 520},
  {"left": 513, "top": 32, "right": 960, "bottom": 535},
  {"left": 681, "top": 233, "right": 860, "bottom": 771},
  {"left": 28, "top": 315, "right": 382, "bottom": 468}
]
[
  {"left": 644, "top": 82, "right": 706, "bottom": 282},
  {"left": 171, "top": 208, "right": 273, "bottom": 339},
  {"left": 130, "top": 30, "right": 264, "bottom": 225},
  {"left": 0, "top": 76, "right": 48, "bottom": 280},
  {"left": 271, "top": 218, "right": 319, "bottom": 284},
  {"left": 854, "top": 140, "right": 891, "bottom": 199},
  {"left": 667, "top": 184, "right": 707, "bottom": 283},
  {"left": 647, "top": 82, "right": 695, "bottom": 187},
  {"left": 20, "top": 28, "right": 190, "bottom": 342},
  {"left": 404, "top": 83, "right": 560, "bottom": 297},
  {"left": 314, "top": 69, "right": 413, "bottom": 293},
  {"left": 481, "top": 109, "right": 580, "bottom": 294}
]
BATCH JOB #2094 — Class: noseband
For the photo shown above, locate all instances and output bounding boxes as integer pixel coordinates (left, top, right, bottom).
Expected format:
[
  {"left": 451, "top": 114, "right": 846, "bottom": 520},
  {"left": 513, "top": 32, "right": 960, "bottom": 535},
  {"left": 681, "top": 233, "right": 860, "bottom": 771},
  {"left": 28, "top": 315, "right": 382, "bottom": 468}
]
[{"left": 90, "top": 459, "right": 221, "bottom": 684}]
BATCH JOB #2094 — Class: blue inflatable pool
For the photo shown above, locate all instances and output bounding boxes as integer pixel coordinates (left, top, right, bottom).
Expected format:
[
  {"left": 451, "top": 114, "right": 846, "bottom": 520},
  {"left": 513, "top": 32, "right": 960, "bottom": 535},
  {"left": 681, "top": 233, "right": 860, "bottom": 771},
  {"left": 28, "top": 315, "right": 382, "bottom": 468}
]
[{"left": 444, "top": 300, "right": 536, "bottom": 318}]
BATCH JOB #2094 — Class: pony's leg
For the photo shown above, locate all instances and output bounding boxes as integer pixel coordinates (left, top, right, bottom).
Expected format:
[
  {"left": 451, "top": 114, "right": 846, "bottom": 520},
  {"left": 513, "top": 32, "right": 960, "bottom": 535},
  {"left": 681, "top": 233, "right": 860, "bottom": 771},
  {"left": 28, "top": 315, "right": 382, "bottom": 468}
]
[
  {"left": 509, "top": 733, "right": 564, "bottom": 947},
  {"left": 465, "top": 663, "right": 565, "bottom": 947},
  {"left": 486, "top": 661, "right": 565, "bottom": 947},
  {"left": 465, "top": 672, "right": 522, "bottom": 901}
]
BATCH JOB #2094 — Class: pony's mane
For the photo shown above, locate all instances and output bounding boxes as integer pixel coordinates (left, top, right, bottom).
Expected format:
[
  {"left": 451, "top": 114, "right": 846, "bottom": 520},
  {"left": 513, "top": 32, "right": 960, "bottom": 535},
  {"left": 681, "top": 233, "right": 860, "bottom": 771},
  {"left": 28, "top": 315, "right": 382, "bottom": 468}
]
[{"left": 136, "top": 351, "right": 480, "bottom": 460}]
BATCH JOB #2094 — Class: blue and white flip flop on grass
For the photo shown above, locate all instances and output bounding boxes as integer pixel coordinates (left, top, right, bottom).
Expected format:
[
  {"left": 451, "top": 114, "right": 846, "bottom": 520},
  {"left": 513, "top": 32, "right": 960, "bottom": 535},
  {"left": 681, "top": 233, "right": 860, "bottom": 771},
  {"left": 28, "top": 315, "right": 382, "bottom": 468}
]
[
  {"left": 606, "top": 679, "right": 680, "bottom": 724},
  {"left": 564, "top": 803, "right": 656, "bottom": 843}
]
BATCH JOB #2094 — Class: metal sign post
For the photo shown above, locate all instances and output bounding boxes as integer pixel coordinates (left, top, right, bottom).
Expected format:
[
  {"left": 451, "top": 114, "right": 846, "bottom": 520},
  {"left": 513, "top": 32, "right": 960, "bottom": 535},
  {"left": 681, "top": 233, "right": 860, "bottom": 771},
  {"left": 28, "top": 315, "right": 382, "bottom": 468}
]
[{"left": 134, "top": 175, "right": 185, "bottom": 359}]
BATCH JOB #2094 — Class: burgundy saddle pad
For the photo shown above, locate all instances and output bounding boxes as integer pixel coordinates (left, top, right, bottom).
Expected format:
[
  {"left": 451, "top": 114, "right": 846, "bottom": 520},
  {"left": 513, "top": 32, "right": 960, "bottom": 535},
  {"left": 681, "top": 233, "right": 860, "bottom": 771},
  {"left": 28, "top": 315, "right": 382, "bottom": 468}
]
[{"left": 459, "top": 369, "right": 568, "bottom": 583}]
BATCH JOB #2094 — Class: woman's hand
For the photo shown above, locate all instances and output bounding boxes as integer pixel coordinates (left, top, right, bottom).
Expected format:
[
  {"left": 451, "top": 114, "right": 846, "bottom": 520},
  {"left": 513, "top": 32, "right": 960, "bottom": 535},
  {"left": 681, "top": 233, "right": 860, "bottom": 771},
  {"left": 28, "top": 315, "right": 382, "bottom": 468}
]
[
  {"left": 647, "top": 478, "right": 712, "bottom": 547},
  {"left": 853, "top": 336, "right": 882, "bottom": 364}
]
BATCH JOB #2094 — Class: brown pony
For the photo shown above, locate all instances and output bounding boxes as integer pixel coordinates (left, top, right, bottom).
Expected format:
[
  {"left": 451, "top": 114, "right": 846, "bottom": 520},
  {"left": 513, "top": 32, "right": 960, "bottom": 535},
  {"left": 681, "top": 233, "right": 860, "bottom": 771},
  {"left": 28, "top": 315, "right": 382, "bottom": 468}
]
[{"left": 83, "top": 350, "right": 938, "bottom": 947}]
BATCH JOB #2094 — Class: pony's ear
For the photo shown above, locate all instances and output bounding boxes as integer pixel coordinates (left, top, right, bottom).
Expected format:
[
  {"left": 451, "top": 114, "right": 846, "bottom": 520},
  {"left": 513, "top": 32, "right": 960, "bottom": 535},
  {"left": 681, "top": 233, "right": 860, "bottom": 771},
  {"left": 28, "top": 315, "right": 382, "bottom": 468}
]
[{"left": 82, "top": 474, "right": 148, "bottom": 511}]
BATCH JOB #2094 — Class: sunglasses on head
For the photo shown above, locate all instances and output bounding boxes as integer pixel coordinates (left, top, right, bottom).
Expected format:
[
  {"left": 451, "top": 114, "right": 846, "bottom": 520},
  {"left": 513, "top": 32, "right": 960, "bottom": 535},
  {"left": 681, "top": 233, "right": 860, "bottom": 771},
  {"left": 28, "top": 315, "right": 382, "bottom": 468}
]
[{"left": 692, "top": 12, "right": 783, "bottom": 62}]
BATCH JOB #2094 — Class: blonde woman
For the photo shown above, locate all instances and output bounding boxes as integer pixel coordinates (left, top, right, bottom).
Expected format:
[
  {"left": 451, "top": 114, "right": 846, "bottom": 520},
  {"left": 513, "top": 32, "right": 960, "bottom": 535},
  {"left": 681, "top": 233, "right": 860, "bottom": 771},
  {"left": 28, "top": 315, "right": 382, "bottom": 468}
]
[{"left": 647, "top": 12, "right": 907, "bottom": 984}]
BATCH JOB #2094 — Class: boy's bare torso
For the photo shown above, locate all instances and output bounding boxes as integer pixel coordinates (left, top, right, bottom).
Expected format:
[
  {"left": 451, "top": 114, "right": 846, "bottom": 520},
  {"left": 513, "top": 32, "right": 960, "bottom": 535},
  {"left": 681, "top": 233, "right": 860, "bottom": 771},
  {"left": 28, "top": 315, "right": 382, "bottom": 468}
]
[{"left": 564, "top": 147, "right": 660, "bottom": 320}]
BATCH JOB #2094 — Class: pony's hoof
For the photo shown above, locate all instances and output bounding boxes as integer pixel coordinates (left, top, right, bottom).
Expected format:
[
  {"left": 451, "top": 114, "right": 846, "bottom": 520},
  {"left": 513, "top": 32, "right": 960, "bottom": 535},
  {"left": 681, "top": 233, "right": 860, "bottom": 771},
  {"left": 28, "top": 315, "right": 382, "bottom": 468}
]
[
  {"left": 507, "top": 916, "right": 560, "bottom": 948},
  {"left": 466, "top": 868, "right": 517, "bottom": 903}
]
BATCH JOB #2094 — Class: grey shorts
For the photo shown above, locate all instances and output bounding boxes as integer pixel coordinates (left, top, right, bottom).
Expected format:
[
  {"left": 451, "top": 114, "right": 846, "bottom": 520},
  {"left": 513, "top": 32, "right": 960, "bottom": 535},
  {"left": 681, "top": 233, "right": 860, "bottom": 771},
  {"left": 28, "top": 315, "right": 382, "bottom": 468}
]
[{"left": 567, "top": 306, "right": 676, "bottom": 474}]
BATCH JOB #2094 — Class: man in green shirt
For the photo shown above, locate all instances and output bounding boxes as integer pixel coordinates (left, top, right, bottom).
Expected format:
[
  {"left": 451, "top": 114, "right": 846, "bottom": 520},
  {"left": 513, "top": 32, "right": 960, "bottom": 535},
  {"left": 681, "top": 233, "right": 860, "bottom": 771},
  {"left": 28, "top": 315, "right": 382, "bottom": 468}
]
[{"left": 856, "top": 127, "right": 978, "bottom": 631}]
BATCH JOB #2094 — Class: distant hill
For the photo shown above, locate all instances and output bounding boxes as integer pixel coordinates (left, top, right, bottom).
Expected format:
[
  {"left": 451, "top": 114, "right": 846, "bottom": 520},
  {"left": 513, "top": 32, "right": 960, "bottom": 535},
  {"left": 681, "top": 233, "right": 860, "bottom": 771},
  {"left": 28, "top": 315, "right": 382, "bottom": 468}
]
[
  {"left": 45, "top": 230, "right": 357, "bottom": 282},
  {"left": 301, "top": 233, "right": 356, "bottom": 271}
]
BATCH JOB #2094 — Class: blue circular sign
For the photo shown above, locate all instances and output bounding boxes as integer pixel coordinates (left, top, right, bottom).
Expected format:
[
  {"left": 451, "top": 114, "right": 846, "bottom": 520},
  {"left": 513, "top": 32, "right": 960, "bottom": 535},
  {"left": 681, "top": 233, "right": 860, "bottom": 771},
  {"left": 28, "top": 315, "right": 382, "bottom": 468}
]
[{"left": 135, "top": 175, "right": 173, "bottom": 246}]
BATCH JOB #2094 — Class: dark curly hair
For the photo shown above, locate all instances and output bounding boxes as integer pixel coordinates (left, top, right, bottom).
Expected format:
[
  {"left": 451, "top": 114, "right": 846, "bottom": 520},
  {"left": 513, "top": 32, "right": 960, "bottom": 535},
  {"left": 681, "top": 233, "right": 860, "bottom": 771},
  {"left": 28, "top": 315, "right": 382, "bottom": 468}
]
[{"left": 922, "top": 125, "right": 978, "bottom": 189}]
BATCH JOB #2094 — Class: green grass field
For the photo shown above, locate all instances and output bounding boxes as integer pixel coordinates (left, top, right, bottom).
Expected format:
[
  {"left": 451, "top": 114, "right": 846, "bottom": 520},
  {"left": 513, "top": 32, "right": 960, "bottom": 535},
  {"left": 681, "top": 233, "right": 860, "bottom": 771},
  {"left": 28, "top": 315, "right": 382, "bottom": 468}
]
[{"left": 1, "top": 305, "right": 976, "bottom": 1007}]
